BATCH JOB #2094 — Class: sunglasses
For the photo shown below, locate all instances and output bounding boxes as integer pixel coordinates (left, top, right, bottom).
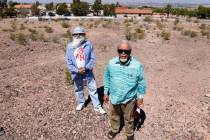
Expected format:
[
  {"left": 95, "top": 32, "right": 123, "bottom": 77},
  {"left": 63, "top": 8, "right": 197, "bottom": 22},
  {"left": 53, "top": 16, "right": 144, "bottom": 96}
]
[
  {"left": 73, "top": 33, "right": 85, "bottom": 37},
  {"left": 118, "top": 49, "right": 131, "bottom": 54}
]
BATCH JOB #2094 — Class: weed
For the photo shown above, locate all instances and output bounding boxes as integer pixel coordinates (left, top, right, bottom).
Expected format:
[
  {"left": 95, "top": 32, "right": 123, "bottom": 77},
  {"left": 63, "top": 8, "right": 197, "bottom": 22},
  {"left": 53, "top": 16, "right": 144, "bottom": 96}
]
[
  {"left": 65, "top": 68, "right": 72, "bottom": 82},
  {"left": 61, "top": 22, "right": 70, "bottom": 28},
  {"left": 16, "top": 33, "right": 28, "bottom": 45},
  {"left": 20, "top": 24, "right": 26, "bottom": 30},
  {"left": 144, "top": 16, "right": 153, "bottom": 23},
  {"left": 161, "top": 31, "right": 171, "bottom": 40},
  {"left": 174, "top": 19, "right": 179, "bottom": 25},
  {"left": 10, "top": 33, "right": 16, "bottom": 41},
  {"left": 44, "top": 26, "right": 53, "bottom": 33}
]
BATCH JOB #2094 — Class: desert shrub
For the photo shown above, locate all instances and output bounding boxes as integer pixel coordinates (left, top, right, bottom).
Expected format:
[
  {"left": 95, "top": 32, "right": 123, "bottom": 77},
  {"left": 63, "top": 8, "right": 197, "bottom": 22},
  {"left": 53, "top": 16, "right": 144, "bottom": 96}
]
[
  {"left": 61, "top": 22, "right": 70, "bottom": 28},
  {"left": 10, "top": 33, "right": 16, "bottom": 41},
  {"left": 186, "top": 17, "right": 191, "bottom": 22},
  {"left": 10, "top": 22, "right": 17, "bottom": 31},
  {"left": 174, "top": 19, "right": 179, "bottom": 25},
  {"left": 156, "top": 20, "right": 164, "bottom": 30},
  {"left": 20, "top": 24, "right": 26, "bottom": 30},
  {"left": 173, "top": 26, "right": 184, "bottom": 31},
  {"left": 199, "top": 24, "right": 206, "bottom": 30},
  {"left": 44, "top": 26, "right": 53, "bottom": 33},
  {"left": 125, "top": 31, "right": 132, "bottom": 40},
  {"left": 200, "top": 30, "right": 209, "bottom": 36},
  {"left": 2, "top": 29, "right": 12, "bottom": 32},
  {"left": 194, "top": 19, "right": 199, "bottom": 23},
  {"left": 65, "top": 68, "right": 72, "bottom": 82},
  {"left": 182, "top": 30, "right": 191, "bottom": 36},
  {"left": 63, "top": 30, "right": 72, "bottom": 40},
  {"left": 182, "top": 30, "right": 197, "bottom": 38},
  {"left": 144, "top": 16, "right": 153, "bottom": 23},
  {"left": 39, "top": 33, "right": 48, "bottom": 42},
  {"left": 190, "top": 31, "right": 197, "bottom": 38},
  {"left": 28, "top": 28, "right": 37, "bottom": 34},
  {"left": 87, "top": 23, "right": 93, "bottom": 29},
  {"left": 16, "top": 33, "right": 28, "bottom": 45},
  {"left": 52, "top": 36, "right": 59, "bottom": 43},
  {"left": 29, "top": 33, "right": 39, "bottom": 41},
  {"left": 125, "top": 28, "right": 145, "bottom": 41},
  {"left": 161, "top": 31, "right": 171, "bottom": 40}
]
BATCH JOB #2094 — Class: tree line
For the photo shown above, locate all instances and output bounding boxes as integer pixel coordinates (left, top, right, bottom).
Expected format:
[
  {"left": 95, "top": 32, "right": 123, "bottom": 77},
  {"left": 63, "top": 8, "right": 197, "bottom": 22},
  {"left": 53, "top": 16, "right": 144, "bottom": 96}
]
[
  {"left": 153, "top": 4, "right": 210, "bottom": 19},
  {"left": 0, "top": 0, "right": 116, "bottom": 18}
]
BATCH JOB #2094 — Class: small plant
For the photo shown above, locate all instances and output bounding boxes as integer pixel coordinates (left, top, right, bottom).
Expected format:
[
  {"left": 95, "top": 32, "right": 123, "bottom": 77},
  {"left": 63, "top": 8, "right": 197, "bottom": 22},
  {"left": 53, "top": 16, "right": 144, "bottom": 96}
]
[
  {"left": 190, "top": 31, "right": 197, "bottom": 38},
  {"left": 65, "top": 68, "right": 72, "bottom": 82},
  {"left": 199, "top": 24, "right": 206, "bottom": 30},
  {"left": 125, "top": 31, "right": 132, "bottom": 41},
  {"left": 63, "top": 30, "right": 72, "bottom": 41},
  {"left": 194, "top": 19, "right": 199, "bottom": 23},
  {"left": 161, "top": 31, "right": 171, "bottom": 40},
  {"left": 173, "top": 26, "right": 183, "bottom": 31},
  {"left": 182, "top": 30, "right": 197, "bottom": 38},
  {"left": 28, "top": 28, "right": 37, "bottom": 34},
  {"left": 61, "top": 22, "right": 70, "bottom": 28},
  {"left": 10, "top": 33, "right": 16, "bottom": 41},
  {"left": 30, "top": 33, "right": 39, "bottom": 41},
  {"left": 20, "top": 24, "right": 26, "bottom": 30},
  {"left": 186, "top": 17, "right": 191, "bottom": 22},
  {"left": 52, "top": 36, "right": 59, "bottom": 44},
  {"left": 144, "top": 16, "right": 153, "bottom": 23},
  {"left": 10, "top": 22, "right": 17, "bottom": 31},
  {"left": 44, "top": 26, "right": 53, "bottom": 33},
  {"left": 156, "top": 20, "right": 164, "bottom": 30},
  {"left": 39, "top": 33, "right": 48, "bottom": 42},
  {"left": 174, "top": 19, "right": 179, "bottom": 25},
  {"left": 17, "top": 33, "right": 28, "bottom": 45}
]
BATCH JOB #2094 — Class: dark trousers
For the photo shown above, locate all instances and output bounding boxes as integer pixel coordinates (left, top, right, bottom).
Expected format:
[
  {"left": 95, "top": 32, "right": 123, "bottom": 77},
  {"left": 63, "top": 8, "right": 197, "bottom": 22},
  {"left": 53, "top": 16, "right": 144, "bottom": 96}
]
[{"left": 110, "top": 100, "right": 135, "bottom": 136}]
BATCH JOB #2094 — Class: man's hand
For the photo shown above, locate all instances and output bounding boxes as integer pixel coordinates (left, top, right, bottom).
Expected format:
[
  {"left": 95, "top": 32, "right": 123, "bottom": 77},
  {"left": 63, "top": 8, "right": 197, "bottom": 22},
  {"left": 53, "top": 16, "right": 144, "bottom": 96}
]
[
  {"left": 136, "top": 98, "right": 144, "bottom": 108},
  {"left": 79, "top": 67, "right": 86, "bottom": 75},
  {"left": 103, "top": 94, "right": 109, "bottom": 104}
]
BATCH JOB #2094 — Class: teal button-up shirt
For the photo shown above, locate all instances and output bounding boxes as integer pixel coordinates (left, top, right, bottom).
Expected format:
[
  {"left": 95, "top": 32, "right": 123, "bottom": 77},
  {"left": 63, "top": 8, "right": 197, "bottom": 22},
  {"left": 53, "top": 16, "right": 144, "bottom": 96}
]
[{"left": 103, "top": 57, "right": 146, "bottom": 105}]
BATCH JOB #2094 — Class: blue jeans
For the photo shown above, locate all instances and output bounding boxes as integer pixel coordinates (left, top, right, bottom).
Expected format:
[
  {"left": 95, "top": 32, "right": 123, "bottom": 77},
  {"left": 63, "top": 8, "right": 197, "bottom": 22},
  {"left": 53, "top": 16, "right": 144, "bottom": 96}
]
[{"left": 73, "top": 75, "right": 101, "bottom": 109}]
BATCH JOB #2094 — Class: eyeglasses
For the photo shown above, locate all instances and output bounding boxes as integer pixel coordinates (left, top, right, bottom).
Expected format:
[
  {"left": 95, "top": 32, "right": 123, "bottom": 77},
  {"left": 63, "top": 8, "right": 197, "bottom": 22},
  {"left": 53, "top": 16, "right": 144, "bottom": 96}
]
[
  {"left": 118, "top": 49, "right": 131, "bottom": 54},
  {"left": 73, "top": 33, "right": 85, "bottom": 37}
]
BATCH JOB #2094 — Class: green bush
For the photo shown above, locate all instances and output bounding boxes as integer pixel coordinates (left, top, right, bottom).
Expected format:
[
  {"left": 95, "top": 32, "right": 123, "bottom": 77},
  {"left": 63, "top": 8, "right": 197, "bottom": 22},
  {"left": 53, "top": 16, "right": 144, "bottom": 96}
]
[
  {"left": 65, "top": 68, "right": 72, "bottom": 82},
  {"left": 28, "top": 28, "right": 37, "bottom": 34},
  {"left": 61, "top": 22, "right": 70, "bottom": 28},
  {"left": 17, "top": 33, "right": 28, "bottom": 45},
  {"left": 144, "top": 16, "right": 153, "bottom": 23},
  {"left": 44, "top": 26, "right": 53, "bottom": 33},
  {"left": 190, "top": 31, "right": 197, "bottom": 38},
  {"left": 63, "top": 30, "right": 72, "bottom": 41},
  {"left": 161, "top": 31, "right": 171, "bottom": 40}
]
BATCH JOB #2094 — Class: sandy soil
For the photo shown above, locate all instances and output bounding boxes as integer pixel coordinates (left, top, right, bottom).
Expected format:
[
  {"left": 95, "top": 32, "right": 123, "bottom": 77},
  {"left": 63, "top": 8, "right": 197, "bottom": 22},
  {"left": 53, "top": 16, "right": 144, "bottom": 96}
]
[{"left": 0, "top": 17, "right": 210, "bottom": 140}]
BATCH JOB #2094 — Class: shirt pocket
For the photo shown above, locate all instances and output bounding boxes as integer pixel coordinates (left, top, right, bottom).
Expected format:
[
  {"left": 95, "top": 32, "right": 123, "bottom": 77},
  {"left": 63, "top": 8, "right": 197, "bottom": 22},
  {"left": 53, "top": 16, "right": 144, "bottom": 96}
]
[{"left": 127, "top": 69, "right": 137, "bottom": 81}]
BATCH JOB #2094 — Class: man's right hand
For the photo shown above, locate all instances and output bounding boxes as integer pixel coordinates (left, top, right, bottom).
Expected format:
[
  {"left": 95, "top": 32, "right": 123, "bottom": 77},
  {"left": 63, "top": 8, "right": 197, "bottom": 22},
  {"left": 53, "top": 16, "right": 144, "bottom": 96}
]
[
  {"left": 103, "top": 94, "right": 109, "bottom": 103},
  {"left": 79, "top": 68, "right": 85, "bottom": 75}
]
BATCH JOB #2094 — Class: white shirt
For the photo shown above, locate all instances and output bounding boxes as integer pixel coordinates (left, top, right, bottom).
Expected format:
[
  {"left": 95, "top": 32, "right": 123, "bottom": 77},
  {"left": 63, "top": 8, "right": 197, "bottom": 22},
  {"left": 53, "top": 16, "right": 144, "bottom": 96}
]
[{"left": 74, "top": 47, "right": 85, "bottom": 68}]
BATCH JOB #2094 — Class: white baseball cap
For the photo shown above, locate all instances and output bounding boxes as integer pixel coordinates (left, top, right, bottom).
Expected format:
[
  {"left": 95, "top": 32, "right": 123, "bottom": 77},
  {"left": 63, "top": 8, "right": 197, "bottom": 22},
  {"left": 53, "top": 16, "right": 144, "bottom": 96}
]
[{"left": 72, "top": 26, "right": 85, "bottom": 35}]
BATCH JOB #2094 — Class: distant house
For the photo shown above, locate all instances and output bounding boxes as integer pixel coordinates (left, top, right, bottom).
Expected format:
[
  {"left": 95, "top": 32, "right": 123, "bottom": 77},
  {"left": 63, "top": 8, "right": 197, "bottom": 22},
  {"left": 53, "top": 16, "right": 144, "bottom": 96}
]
[
  {"left": 14, "top": 4, "right": 33, "bottom": 16},
  {"left": 115, "top": 7, "right": 153, "bottom": 17}
]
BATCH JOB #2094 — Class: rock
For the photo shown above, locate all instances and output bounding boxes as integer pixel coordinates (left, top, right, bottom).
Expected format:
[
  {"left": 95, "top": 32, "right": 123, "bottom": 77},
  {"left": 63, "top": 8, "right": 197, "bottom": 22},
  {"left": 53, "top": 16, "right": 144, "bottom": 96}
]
[
  {"left": 205, "top": 94, "right": 210, "bottom": 98},
  {"left": 0, "top": 127, "right": 5, "bottom": 136}
]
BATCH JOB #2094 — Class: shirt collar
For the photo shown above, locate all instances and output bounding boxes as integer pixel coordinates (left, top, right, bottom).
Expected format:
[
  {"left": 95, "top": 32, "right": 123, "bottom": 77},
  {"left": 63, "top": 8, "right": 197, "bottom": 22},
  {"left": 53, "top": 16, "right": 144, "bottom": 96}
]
[{"left": 116, "top": 57, "right": 132, "bottom": 66}]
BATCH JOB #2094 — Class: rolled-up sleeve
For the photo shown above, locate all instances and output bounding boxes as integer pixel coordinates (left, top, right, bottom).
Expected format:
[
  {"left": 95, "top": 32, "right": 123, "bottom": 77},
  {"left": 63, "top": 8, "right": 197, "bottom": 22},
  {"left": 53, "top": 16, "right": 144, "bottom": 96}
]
[
  {"left": 85, "top": 43, "right": 95, "bottom": 70},
  {"left": 137, "top": 65, "right": 146, "bottom": 99},
  {"left": 66, "top": 47, "right": 78, "bottom": 73},
  {"left": 103, "top": 63, "right": 110, "bottom": 95}
]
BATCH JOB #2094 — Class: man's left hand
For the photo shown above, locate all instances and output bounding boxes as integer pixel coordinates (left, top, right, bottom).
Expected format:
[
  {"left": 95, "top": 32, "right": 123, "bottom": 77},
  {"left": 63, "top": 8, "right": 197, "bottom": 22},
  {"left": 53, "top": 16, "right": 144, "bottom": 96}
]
[{"left": 136, "top": 98, "right": 144, "bottom": 107}]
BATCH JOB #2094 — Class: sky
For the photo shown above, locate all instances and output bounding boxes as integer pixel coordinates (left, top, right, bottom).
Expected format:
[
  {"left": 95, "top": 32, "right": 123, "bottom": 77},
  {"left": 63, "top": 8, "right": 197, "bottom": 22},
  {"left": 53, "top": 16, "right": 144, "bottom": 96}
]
[{"left": 10, "top": 0, "right": 210, "bottom": 4}]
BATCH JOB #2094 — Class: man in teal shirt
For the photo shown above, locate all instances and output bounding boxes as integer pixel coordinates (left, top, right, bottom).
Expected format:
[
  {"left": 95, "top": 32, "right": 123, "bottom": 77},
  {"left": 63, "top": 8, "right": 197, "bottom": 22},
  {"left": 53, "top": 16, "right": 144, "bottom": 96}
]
[{"left": 103, "top": 40, "right": 146, "bottom": 140}]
